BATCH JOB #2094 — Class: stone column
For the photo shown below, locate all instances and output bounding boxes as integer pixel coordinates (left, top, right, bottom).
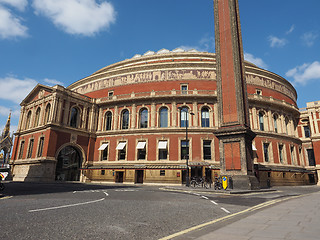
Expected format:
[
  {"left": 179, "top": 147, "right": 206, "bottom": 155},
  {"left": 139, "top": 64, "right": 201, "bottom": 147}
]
[
  {"left": 214, "top": 102, "right": 219, "bottom": 127},
  {"left": 252, "top": 107, "right": 257, "bottom": 130},
  {"left": 97, "top": 108, "right": 103, "bottom": 131},
  {"left": 17, "top": 106, "right": 25, "bottom": 131},
  {"left": 114, "top": 106, "right": 118, "bottom": 130},
  {"left": 172, "top": 102, "right": 177, "bottom": 127},
  {"left": 63, "top": 101, "right": 70, "bottom": 125},
  {"left": 280, "top": 114, "right": 284, "bottom": 134},
  {"left": 39, "top": 101, "right": 45, "bottom": 126},
  {"left": 49, "top": 97, "right": 57, "bottom": 123},
  {"left": 268, "top": 110, "right": 272, "bottom": 132},
  {"left": 88, "top": 107, "right": 95, "bottom": 131},
  {"left": 56, "top": 98, "right": 63, "bottom": 124},
  {"left": 131, "top": 104, "right": 136, "bottom": 129},
  {"left": 193, "top": 102, "right": 198, "bottom": 127},
  {"left": 151, "top": 103, "right": 156, "bottom": 128},
  {"left": 82, "top": 107, "right": 88, "bottom": 129},
  {"left": 313, "top": 112, "right": 319, "bottom": 134}
]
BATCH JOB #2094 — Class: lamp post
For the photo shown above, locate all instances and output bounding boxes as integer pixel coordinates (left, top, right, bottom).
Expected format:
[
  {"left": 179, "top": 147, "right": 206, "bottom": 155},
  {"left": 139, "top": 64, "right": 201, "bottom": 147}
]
[{"left": 178, "top": 107, "right": 194, "bottom": 187}]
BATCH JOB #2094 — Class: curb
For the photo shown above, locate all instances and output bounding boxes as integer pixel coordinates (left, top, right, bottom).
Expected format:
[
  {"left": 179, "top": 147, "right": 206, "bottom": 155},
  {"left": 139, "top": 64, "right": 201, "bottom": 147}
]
[{"left": 161, "top": 186, "right": 277, "bottom": 194}]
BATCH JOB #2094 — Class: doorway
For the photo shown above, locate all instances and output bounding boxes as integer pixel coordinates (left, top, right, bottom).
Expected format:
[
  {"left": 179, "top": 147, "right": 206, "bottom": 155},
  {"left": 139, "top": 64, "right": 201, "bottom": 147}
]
[
  {"left": 205, "top": 168, "right": 212, "bottom": 183},
  {"left": 115, "top": 171, "right": 124, "bottom": 183},
  {"left": 135, "top": 170, "right": 144, "bottom": 184},
  {"left": 55, "top": 146, "right": 82, "bottom": 181},
  {"left": 309, "top": 174, "right": 315, "bottom": 184},
  {"left": 181, "top": 170, "right": 187, "bottom": 184},
  {"left": 191, "top": 166, "right": 202, "bottom": 179}
]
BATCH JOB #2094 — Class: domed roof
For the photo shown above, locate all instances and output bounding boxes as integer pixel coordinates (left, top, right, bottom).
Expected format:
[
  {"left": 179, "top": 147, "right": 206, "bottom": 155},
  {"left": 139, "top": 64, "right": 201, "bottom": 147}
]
[{"left": 67, "top": 48, "right": 297, "bottom": 103}]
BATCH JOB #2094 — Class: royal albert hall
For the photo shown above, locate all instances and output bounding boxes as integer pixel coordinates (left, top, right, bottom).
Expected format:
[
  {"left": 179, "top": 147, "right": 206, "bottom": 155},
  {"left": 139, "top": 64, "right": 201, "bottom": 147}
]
[{"left": 10, "top": 49, "right": 318, "bottom": 187}]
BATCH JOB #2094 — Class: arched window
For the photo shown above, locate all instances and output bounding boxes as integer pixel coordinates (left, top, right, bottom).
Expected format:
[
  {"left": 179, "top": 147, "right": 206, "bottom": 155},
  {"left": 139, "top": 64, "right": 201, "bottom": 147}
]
[
  {"left": 140, "top": 108, "right": 148, "bottom": 128},
  {"left": 70, "top": 107, "right": 79, "bottom": 128},
  {"left": 273, "top": 114, "right": 278, "bottom": 133},
  {"left": 180, "top": 107, "right": 189, "bottom": 127},
  {"left": 26, "top": 111, "right": 32, "bottom": 129},
  {"left": 35, "top": 107, "right": 41, "bottom": 127},
  {"left": 201, "top": 107, "right": 210, "bottom": 127},
  {"left": 121, "top": 109, "right": 129, "bottom": 129},
  {"left": 304, "top": 125, "right": 311, "bottom": 138},
  {"left": 259, "top": 112, "right": 264, "bottom": 131},
  {"left": 159, "top": 107, "right": 168, "bottom": 128},
  {"left": 44, "top": 104, "right": 51, "bottom": 123},
  {"left": 105, "top": 111, "right": 112, "bottom": 131}
]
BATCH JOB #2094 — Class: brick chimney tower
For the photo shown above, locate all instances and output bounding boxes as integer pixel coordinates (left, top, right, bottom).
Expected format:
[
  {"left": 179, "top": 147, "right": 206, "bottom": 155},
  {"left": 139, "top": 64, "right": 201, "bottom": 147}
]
[{"left": 213, "top": 0, "right": 259, "bottom": 189}]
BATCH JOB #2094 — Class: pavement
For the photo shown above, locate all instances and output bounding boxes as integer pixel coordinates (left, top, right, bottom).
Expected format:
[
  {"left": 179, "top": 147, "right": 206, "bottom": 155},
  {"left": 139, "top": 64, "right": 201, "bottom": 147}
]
[{"left": 176, "top": 189, "right": 320, "bottom": 240}]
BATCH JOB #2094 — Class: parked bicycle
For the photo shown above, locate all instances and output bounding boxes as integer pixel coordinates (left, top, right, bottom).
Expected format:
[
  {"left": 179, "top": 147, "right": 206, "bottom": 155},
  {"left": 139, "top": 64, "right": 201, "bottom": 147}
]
[
  {"left": 190, "top": 177, "right": 210, "bottom": 189},
  {"left": 214, "top": 177, "right": 222, "bottom": 190}
]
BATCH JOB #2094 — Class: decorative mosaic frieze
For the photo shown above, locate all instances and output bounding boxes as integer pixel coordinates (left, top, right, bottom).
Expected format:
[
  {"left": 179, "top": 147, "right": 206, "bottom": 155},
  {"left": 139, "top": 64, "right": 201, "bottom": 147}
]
[
  {"left": 74, "top": 69, "right": 216, "bottom": 94},
  {"left": 246, "top": 74, "right": 296, "bottom": 101}
]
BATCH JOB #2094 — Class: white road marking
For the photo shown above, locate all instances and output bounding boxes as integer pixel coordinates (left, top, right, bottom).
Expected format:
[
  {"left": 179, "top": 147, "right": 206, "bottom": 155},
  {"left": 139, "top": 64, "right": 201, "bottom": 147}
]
[
  {"left": 210, "top": 200, "right": 218, "bottom": 205},
  {"left": 115, "top": 189, "right": 137, "bottom": 192},
  {"left": 28, "top": 198, "right": 105, "bottom": 212},
  {"left": 73, "top": 189, "right": 108, "bottom": 193},
  {"left": 103, "top": 192, "right": 109, "bottom": 196},
  {"left": 0, "top": 196, "right": 12, "bottom": 200},
  {"left": 201, "top": 196, "right": 209, "bottom": 200},
  {"left": 220, "top": 207, "right": 231, "bottom": 214}
]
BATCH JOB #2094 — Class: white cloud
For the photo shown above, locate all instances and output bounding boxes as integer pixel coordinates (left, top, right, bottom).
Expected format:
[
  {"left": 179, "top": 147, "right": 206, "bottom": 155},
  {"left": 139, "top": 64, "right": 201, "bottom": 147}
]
[
  {"left": 198, "top": 36, "right": 215, "bottom": 52},
  {"left": 32, "top": 0, "right": 116, "bottom": 36},
  {"left": 286, "top": 61, "right": 320, "bottom": 85},
  {"left": 44, "top": 78, "right": 64, "bottom": 86},
  {"left": 268, "top": 35, "right": 287, "bottom": 48},
  {"left": 0, "top": 0, "right": 28, "bottom": 11},
  {"left": 0, "top": 76, "right": 38, "bottom": 104},
  {"left": 0, "top": 5, "right": 28, "bottom": 39},
  {"left": 244, "top": 53, "right": 268, "bottom": 69},
  {"left": 301, "top": 32, "right": 318, "bottom": 47},
  {"left": 179, "top": 35, "right": 215, "bottom": 53},
  {"left": 286, "top": 25, "right": 295, "bottom": 35},
  {"left": 0, "top": 106, "right": 20, "bottom": 117},
  {"left": 178, "top": 45, "right": 197, "bottom": 51}
]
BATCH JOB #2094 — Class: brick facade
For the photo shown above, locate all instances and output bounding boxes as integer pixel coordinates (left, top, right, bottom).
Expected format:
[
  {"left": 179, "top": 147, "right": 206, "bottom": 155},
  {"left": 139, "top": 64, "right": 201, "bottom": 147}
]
[{"left": 9, "top": 50, "right": 317, "bottom": 186}]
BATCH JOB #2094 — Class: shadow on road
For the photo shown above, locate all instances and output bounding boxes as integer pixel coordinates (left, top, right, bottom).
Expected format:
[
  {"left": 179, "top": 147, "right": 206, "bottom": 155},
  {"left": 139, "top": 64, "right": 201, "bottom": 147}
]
[{"left": 1, "top": 181, "right": 139, "bottom": 197}]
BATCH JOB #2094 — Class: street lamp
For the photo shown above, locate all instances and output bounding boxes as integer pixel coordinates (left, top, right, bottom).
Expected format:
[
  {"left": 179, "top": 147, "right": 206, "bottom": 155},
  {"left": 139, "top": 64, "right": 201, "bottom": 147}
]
[{"left": 178, "top": 107, "right": 194, "bottom": 187}]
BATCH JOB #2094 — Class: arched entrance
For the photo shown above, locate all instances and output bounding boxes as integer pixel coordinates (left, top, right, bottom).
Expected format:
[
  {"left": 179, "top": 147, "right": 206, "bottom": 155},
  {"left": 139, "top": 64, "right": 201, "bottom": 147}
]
[{"left": 55, "top": 146, "right": 82, "bottom": 181}]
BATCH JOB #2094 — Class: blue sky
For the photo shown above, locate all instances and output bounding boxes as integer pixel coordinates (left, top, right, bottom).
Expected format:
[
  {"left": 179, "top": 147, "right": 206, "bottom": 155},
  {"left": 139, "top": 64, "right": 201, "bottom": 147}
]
[{"left": 0, "top": 0, "right": 320, "bottom": 134}]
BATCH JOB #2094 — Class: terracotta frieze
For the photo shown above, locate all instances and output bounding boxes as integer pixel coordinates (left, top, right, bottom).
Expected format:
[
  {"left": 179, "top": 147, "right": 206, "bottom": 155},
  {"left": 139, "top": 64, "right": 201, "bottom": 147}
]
[
  {"left": 246, "top": 74, "right": 296, "bottom": 101},
  {"left": 73, "top": 69, "right": 216, "bottom": 94}
]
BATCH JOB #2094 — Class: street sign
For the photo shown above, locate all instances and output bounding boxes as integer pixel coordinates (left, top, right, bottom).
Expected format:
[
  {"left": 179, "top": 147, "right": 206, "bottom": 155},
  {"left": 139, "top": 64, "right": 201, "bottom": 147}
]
[
  {"left": 222, "top": 176, "right": 228, "bottom": 190},
  {"left": 0, "top": 172, "right": 8, "bottom": 180}
]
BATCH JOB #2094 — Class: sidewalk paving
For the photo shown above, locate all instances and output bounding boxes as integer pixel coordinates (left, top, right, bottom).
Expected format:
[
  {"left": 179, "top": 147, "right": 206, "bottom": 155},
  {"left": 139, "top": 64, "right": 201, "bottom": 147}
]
[{"left": 196, "top": 190, "right": 320, "bottom": 240}]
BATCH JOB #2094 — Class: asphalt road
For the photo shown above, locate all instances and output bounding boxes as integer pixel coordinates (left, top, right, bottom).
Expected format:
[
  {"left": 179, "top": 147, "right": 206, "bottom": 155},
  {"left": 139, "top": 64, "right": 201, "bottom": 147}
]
[{"left": 1, "top": 182, "right": 319, "bottom": 240}]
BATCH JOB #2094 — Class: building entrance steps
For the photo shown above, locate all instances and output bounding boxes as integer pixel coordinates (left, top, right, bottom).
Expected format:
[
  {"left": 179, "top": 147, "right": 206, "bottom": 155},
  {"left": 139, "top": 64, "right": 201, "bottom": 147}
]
[{"left": 193, "top": 190, "right": 320, "bottom": 240}]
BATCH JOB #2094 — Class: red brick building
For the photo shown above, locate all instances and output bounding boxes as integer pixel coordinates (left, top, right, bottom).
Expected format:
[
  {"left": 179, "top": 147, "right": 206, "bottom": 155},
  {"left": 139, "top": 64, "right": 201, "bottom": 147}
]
[
  {"left": 10, "top": 49, "right": 318, "bottom": 186},
  {"left": 298, "top": 101, "right": 320, "bottom": 185}
]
